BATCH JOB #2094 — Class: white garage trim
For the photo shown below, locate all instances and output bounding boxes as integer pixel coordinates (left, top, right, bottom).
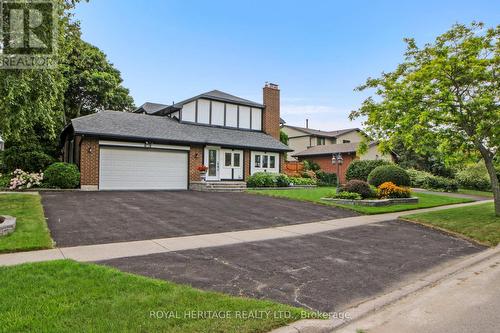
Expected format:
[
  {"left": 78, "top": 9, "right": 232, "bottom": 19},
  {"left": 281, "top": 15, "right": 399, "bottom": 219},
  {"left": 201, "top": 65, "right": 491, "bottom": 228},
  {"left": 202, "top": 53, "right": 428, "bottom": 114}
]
[
  {"left": 99, "top": 146, "right": 188, "bottom": 190},
  {"left": 99, "top": 140, "right": 189, "bottom": 151}
]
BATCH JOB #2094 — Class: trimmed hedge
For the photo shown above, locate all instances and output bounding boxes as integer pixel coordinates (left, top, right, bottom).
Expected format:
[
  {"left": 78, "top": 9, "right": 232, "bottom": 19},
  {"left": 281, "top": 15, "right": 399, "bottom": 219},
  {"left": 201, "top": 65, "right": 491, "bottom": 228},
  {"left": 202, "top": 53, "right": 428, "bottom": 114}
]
[
  {"left": 341, "top": 179, "right": 374, "bottom": 199},
  {"left": 246, "top": 172, "right": 294, "bottom": 187},
  {"left": 289, "top": 177, "right": 317, "bottom": 186},
  {"left": 43, "top": 162, "right": 80, "bottom": 189},
  {"left": 327, "top": 191, "right": 362, "bottom": 200},
  {"left": 345, "top": 160, "right": 391, "bottom": 182},
  {"left": 368, "top": 165, "right": 411, "bottom": 187}
]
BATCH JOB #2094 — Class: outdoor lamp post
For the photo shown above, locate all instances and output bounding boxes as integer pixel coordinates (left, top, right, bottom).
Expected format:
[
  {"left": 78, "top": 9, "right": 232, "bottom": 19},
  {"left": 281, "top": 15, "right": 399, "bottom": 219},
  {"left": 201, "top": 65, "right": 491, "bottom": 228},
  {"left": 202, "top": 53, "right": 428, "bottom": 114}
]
[{"left": 331, "top": 153, "right": 343, "bottom": 193}]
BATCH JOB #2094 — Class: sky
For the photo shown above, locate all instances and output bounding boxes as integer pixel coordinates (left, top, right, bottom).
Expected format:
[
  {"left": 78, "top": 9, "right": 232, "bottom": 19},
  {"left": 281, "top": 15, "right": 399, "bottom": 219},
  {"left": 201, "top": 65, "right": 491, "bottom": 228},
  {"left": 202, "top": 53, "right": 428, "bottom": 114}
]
[{"left": 73, "top": 0, "right": 499, "bottom": 130}]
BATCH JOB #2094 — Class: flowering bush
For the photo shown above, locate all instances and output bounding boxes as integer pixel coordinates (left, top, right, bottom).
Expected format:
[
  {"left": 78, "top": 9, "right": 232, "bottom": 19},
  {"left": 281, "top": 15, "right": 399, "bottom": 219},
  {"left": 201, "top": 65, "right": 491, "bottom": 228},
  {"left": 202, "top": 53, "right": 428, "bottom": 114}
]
[
  {"left": 196, "top": 165, "right": 208, "bottom": 172},
  {"left": 377, "top": 182, "right": 411, "bottom": 199},
  {"left": 9, "top": 169, "right": 43, "bottom": 190}
]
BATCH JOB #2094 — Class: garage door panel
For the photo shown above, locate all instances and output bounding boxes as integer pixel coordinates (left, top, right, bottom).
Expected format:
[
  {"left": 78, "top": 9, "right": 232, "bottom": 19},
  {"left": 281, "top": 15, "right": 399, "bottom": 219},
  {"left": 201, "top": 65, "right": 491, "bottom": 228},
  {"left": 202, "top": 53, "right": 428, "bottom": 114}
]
[{"left": 99, "top": 146, "right": 188, "bottom": 190}]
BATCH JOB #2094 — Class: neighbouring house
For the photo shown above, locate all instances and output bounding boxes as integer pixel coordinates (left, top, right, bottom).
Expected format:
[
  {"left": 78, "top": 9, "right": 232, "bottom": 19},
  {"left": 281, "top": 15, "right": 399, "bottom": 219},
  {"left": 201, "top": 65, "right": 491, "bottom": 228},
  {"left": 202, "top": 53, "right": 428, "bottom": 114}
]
[
  {"left": 60, "top": 83, "right": 290, "bottom": 190},
  {"left": 282, "top": 123, "right": 394, "bottom": 183},
  {"left": 282, "top": 124, "right": 365, "bottom": 161}
]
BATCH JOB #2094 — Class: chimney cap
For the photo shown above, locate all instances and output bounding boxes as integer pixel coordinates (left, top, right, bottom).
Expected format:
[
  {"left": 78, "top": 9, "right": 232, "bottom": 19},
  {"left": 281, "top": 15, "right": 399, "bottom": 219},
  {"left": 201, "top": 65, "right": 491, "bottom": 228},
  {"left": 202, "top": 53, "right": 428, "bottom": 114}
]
[{"left": 265, "top": 82, "right": 279, "bottom": 89}]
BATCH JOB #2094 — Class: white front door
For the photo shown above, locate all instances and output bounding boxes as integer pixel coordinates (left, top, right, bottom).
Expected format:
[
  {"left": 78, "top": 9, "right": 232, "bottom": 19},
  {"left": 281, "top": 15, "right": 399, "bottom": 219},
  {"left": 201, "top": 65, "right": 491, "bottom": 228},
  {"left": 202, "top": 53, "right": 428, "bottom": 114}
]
[
  {"left": 205, "top": 147, "right": 220, "bottom": 181},
  {"left": 220, "top": 149, "right": 243, "bottom": 180}
]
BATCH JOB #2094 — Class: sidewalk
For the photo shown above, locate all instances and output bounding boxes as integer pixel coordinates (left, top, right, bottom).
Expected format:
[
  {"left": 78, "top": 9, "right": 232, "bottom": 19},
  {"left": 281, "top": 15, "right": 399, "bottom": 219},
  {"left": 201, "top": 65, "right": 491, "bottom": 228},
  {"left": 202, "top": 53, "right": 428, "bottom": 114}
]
[
  {"left": 0, "top": 199, "right": 491, "bottom": 266},
  {"left": 336, "top": 246, "right": 500, "bottom": 333}
]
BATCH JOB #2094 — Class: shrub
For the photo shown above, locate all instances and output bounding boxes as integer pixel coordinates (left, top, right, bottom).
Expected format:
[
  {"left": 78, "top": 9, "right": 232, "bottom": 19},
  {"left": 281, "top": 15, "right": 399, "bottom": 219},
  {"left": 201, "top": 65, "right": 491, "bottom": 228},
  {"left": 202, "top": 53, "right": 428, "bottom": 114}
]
[
  {"left": 327, "top": 191, "right": 362, "bottom": 200},
  {"left": 303, "top": 160, "right": 320, "bottom": 172},
  {"left": 300, "top": 170, "right": 317, "bottom": 179},
  {"left": 406, "top": 168, "right": 432, "bottom": 188},
  {"left": 425, "top": 175, "right": 459, "bottom": 192},
  {"left": 341, "top": 179, "right": 374, "bottom": 199},
  {"left": 377, "top": 182, "right": 411, "bottom": 199},
  {"left": 407, "top": 168, "right": 458, "bottom": 192},
  {"left": 345, "top": 159, "right": 391, "bottom": 182},
  {"left": 275, "top": 174, "right": 290, "bottom": 187},
  {"left": 289, "top": 177, "right": 317, "bottom": 186},
  {"left": 3, "top": 147, "right": 55, "bottom": 172},
  {"left": 368, "top": 165, "right": 411, "bottom": 187},
  {"left": 315, "top": 171, "right": 337, "bottom": 186},
  {"left": 43, "top": 162, "right": 80, "bottom": 189},
  {"left": 0, "top": 173, "right": 11, "bottom": 188},
  {"left": 456, "top": 163, "right": 491, "bottom": 191},
  {"left": 246, "top": 172, "right": 276, "bottom": 187},
  {"left": 9, "top": 169, "right": 44, "bottom": 190}
]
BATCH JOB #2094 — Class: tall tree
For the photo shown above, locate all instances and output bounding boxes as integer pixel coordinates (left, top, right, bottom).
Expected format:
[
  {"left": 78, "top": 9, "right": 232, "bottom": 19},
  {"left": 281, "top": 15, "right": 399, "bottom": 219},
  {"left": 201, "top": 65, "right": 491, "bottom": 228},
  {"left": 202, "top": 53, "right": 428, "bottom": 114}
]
[
  {"left": 350, "top": 23, "right": 500, "bottom": 215},
  {"left": 0, "top": 0, "right": 134, "bottom": 151},
  {"left": 62, "top": 38, "right": 134, "bottom": 120}
]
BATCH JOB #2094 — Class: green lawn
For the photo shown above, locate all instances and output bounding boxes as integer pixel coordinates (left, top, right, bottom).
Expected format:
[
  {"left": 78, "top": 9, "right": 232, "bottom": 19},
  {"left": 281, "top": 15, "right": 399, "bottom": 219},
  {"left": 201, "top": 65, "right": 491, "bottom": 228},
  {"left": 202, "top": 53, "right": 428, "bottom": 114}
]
[
  {"left": 402, "top": 202, "right": 500, "bottom": 246},
  {"left": 458, "top": 189, "right": 494, "bottom": 198},
  {"left": 0, "top": 260, "right": 308, "bottom": 333},
  {"left": 249, "top": 187, "right": 472, "bottom": 214},
  {"left": 0, "top": 194, "right": 53, "bottom": 253}
]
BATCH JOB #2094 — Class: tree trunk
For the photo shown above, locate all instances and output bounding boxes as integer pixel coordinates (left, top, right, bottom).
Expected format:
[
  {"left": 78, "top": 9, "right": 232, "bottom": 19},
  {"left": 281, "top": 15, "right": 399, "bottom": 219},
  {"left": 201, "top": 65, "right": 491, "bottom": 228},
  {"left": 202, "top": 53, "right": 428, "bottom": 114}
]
[{"left": 479, "top": 148, "right": 500, "bottom": 216}]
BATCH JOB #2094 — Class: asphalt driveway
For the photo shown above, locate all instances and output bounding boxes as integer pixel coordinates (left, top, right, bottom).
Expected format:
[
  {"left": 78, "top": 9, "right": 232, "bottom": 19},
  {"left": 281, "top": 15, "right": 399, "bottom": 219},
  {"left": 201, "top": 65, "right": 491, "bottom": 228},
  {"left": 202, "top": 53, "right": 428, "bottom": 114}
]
[
  {"left": 41, "top": 191, "right": 358, "bottom": 247},
  {"left": 100, "top": 220, "right": 484, "bottom": 312}
]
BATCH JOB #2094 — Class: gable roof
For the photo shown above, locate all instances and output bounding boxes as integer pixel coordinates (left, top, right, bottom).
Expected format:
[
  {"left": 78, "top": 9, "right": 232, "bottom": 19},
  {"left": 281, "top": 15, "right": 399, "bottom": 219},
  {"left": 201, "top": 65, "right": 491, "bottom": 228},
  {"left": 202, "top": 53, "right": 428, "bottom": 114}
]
[
  {"left": 67, "top": 111, "right": 290, "bottom": 152},
  {"left": 133, "top": 102, "right": 169, "bottom": 114},
  {"left": 284, "top": 125, "right": 360, "bottom": 138},
  {"left": 293, "top": 141, "right": 378, "bottom": 157},
  {"left": 144, "top": 90, "right": 264, "bottom": 116}
]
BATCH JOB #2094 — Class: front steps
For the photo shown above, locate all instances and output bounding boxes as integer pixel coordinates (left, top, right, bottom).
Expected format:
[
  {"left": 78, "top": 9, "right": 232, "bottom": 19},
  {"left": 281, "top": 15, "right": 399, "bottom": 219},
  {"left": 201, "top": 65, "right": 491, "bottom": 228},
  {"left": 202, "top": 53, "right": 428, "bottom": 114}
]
[{"left": 190, "top": 181, "right": 247, "bottom": 192}]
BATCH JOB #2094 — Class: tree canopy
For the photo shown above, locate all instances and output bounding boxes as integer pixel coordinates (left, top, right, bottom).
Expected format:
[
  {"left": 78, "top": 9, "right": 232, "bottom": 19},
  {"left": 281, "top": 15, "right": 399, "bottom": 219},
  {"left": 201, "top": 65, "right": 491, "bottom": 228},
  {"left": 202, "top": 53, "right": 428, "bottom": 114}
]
[
  {"left": 350, "top": 22, "right": 500, "bottom": 215},
  {"left": 0, "top": 0, "right": 134, "bottom": 150}
]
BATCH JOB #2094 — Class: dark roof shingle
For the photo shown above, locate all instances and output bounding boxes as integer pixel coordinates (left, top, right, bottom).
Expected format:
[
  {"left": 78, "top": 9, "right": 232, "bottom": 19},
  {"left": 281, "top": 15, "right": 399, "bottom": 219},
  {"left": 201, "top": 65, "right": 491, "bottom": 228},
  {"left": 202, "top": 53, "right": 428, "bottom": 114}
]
[
  {"left": 70, "top": 111, "right": 290, "bottom": 152},
  {"left": 284, "top": 125, "right": 360, "bottom": 138},
  {"left": 293, "top": 142, "right": 377, "bottom": 157}
]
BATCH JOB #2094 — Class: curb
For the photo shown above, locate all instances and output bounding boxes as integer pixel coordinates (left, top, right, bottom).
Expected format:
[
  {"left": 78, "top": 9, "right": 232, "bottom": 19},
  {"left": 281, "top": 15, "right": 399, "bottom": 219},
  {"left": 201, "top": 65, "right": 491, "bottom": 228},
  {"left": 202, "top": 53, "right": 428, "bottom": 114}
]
[{"left": 269, "top": 245, "right": 500, "bottom": 333}]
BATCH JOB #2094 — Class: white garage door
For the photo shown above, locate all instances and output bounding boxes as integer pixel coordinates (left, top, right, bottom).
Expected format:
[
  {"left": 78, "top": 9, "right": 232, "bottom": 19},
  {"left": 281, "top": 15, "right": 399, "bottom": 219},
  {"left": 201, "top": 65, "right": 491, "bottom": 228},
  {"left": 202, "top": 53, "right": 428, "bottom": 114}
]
[{"left": 99, "top": 146, "right": 188, "bottom": 190}]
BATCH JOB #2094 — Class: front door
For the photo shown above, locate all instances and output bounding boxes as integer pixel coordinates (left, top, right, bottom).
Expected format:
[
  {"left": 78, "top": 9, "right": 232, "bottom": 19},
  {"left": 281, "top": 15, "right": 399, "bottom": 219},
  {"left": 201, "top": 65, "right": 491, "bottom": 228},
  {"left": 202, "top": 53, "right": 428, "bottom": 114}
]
[
  {"left": 206, "top": 148, "right": 219, "bottom": 181},
  {"left": 220, "top": 149, "right": 243, "bottom": 180}
]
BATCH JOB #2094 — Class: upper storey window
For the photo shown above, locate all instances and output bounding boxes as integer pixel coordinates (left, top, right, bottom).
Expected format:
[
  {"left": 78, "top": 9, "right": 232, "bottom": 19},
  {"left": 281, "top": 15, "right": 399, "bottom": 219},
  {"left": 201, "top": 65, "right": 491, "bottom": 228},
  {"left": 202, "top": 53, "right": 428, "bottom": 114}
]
[{"left": 180, "top": 99, "right": 262, "bottom": 131}]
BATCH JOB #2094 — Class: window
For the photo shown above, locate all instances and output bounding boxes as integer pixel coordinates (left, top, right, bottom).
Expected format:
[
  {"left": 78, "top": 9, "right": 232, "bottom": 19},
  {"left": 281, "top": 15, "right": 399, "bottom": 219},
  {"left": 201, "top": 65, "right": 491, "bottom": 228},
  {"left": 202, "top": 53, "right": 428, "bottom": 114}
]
[
  {"left": 317, "top": 137, "right": 325, "bottom": 145},
  {"left": 269, "top": 156, "right": 275, "bottom": 168},
  {"left": 343, "top": 140, "right": 351, "bottom": 143},
  {"left": 225, "top": 152, "right": 232, "bottom": 167},
  {"left": 255, "top": 155, "right": 261, "bottom": 167},
  {"left": 234, "top": 153, "right": 241, "bottom": 167},
  {"left": 262, "top": 155, "right": 268, "bottom": 168}
]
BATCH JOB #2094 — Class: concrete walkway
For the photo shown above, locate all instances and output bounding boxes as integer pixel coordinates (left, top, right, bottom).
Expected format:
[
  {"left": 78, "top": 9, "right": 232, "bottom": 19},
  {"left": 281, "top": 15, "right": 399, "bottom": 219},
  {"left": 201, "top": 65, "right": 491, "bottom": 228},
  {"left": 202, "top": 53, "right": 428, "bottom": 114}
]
[{"left": 0, "top": 200, "right": 491, "bottom": 266}]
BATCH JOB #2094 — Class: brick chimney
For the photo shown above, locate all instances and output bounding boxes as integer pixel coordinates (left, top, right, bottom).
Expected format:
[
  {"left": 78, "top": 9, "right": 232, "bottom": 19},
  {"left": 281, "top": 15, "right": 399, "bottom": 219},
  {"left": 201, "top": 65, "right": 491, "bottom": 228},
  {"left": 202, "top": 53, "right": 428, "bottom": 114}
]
[{"left": 263, "top": 82, "right": 280, "bottom": 140}]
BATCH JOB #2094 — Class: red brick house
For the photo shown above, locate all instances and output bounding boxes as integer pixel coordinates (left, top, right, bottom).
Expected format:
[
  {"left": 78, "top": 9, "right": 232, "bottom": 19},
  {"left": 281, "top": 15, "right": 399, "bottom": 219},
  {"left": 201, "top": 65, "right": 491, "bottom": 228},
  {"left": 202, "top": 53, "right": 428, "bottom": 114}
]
[
  {"left": 292, "top": 142, "right": 395, "bottom": 183},
  {"left": 60, "top": 83, "right": 290, "bottom": 190}
]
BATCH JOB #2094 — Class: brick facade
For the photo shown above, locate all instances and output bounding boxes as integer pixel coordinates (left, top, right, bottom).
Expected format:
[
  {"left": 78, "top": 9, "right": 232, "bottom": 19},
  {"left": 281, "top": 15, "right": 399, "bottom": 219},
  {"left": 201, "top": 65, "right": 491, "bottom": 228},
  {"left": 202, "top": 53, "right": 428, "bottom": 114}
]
[
  {"left": 189, "top": 146, "right": 204, "bottom": 182},
  {"left": 263, "top": 83, "right": 280, "bottom": 140},
  {"left": 298, "top": 153, "right": 357, "bottom": 184},
  {"left": 244, "top": 150, "right": 251, "bottom": 180},
  {"left": 79, "top": 137, "right": 99, "bottom": 189}
]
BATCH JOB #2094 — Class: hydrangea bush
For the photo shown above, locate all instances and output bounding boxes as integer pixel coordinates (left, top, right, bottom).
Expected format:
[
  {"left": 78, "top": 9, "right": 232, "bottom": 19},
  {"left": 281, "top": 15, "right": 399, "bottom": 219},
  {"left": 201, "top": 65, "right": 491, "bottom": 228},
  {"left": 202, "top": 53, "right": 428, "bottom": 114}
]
[{"left": 9, "top": 169, "right": 43, "bottom": 190}]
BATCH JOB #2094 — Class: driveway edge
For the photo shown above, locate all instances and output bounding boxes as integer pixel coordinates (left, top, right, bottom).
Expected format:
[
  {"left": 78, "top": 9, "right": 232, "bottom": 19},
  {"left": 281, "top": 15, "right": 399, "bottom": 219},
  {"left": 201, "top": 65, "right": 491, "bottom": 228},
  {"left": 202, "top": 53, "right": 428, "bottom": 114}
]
[{"left": 269, "top": 245, "right": 500, "bottom": 333}]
